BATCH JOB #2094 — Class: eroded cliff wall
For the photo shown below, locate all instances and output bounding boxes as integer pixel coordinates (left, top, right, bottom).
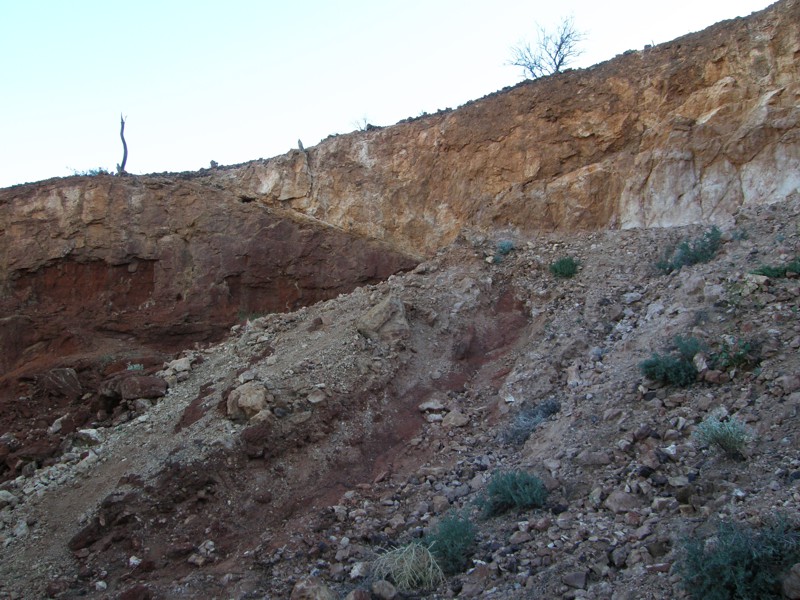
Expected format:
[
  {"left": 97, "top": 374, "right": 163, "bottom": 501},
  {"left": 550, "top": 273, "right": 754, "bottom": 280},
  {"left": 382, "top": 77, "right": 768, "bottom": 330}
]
[
  {"left": 0, "top": 0, "right": 798, "bottom": 446},
  {"left": 201, "top": 0, "right": 800, "bottom": 255},
  {"left": 0, "top": 176, "right": 417, "bottom": 376}
]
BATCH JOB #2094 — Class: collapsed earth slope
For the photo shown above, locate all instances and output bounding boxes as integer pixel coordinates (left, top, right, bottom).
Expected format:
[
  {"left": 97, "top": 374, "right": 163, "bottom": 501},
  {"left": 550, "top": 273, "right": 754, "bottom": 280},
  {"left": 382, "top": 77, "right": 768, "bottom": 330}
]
[{"left": 0, "top": 0, "right": 799, "bottom": 598}]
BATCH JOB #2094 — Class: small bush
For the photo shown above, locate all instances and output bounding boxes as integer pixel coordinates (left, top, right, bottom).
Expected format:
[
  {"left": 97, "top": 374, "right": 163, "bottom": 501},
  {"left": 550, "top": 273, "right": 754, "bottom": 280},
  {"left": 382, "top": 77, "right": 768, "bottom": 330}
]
[
  {"left": 751, "top": 256, "right": 800, "bottom": 278},
  {"left": 478, "top": 470, "right": 548, "bottom": 518},
  {"left": 372, "top": 542, "right": 445, "bottom": 592},
  {"left": 501, "top": 398, "right": 561, "bottom": 446},
  {"left": 425, "top": 510, "right": 476, "bottom": 575},
  {"left": 640, "top": 353, "right": 698, "bottom": 387},
  {"left": 712, "top": 337, "right": 761, "bottom": 371},
  {"left": 126, "top": 362, "right": 144, "bottom": 371},
  {"left": 679, "top": 518, "right": 800, "bottom": 600},
  {"left": 549, "top": 256, "right": 579, "bottom": 278},
  {"left": 656, "top": 226, "right": 722, "bottom": 274},
  {"left": 674, "top": 335, "right": 704, "bottom": 361},
  {"left": 71, "top": 167, "right": 110, "bottom": 176},
  {"left": 694, "top": 413, "right": 750, "bottom": 460},
  {"left": 639, "top": 336, "right": 702, "bottom": 387},
  {"left": 492, "top": 240, "right": 515, "bottom": 263}
]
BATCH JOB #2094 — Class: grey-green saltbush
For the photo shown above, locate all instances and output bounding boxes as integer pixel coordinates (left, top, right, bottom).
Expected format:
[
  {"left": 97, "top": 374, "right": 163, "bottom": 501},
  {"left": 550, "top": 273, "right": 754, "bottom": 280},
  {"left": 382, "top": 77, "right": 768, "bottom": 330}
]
[
  {"left": 695, "top": 413, "right": 750, "bottom": 460},
  {"left": 549, "top": 256, "right": 579, "bottom": 278},
  {"left": 679, "top": 518, "right": 800, "bottom": 600},
  {"left": 478, "top": 470, "right": 548, "bottom": 518},
  {"left": 656, "top": 226, "right": 722, "bottom": 274},
  {"left": 639, "top": 335, "right": 702, "bottom": 387},
  {"left": 501, "top": 399, "right": 561, "bottom": 446},
  {"left": 425, "top": 510, "right": 476, "bottom": 575}
]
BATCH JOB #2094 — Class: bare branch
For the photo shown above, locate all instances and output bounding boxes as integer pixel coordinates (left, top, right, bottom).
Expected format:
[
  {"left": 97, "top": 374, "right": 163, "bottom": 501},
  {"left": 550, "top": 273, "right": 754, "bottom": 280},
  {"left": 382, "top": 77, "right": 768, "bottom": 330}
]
[
  {"left": 116, "top": 114, "right": 128, "bottom": 175},
  {"left": 509, "top": 16, "right": 585, "bottom": 80}
]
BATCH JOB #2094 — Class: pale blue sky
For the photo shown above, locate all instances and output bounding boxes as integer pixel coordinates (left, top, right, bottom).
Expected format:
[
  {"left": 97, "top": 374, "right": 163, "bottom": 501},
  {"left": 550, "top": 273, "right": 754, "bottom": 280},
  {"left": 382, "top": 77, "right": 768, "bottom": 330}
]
[{"left": 0, "top": 0, "right": 775, "bottom": 188}]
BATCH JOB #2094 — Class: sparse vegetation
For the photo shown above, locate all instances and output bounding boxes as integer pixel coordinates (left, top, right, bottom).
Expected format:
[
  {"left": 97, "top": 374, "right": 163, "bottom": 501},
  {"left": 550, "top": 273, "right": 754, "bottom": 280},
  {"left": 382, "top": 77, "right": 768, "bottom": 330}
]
[
  {"left": 478, "top": 470, "right": 548, "bottom": 518},
  {"left": 751, "top": 256, "right": 800, "bottom": 278},
  {"left": 493, "top": 239, "right": 516, "bottom": 263},
  {"left": 126, "top": 363, "right": 144, "bottom": 371},
  {"left": 70, "top": 167, "right": 110, "bottom": 176},
  {"left": 501, "top": 398, "right": 561, "bottom": 445},
  {"left": 509, "top": 16, "right": 585, "bottom": 80},
  {"left": 549, "top": 256, "right": 579, "bottom": 278},
  {"left": 372, "top": 541, "right": 445, "bottom": 592},
  {"left": 425, "top": 510, "right": 476, "bottom": 575},
  {"left": 679, "top": 518, "right": 800, "bottom": 600},
  {"left": 640, "top": 354, "right": 697, "bottom": 386},
  {"left": 656, "top": 226, "right": 722, "bottom": 273},
  {"left": 674, "top": 335, "right": 704, "bottom": 361},
  {"left": 712, "top": 336, "right": 761, "bottom": 371},
  {"left": 640, "top": 336, "right": 703, "bottom": 387},
  {"left": 237, "top": 310, "right": 265, "bottom": 323},
  {"left": 694, "top": 412, "right": 751, "bottom": 459}
]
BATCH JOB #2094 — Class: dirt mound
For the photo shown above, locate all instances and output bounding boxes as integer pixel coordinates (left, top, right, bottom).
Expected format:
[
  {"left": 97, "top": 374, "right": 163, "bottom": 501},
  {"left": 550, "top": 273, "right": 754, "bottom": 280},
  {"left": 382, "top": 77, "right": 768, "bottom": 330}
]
[{"left": 1, "top": 192, "right": 799, "bottom": 598}]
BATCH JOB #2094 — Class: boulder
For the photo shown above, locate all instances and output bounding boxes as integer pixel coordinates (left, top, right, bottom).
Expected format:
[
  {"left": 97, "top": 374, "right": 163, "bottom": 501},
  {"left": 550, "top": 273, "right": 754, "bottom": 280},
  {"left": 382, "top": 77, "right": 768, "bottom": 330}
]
[
  {"left": 227, "top": 382, "right": 269, "bottom": 421},
  {"left": 783, "top": 563, "right": 800, "bottom": 599},
  {"left": 290, "top": 577, "right": 338, "bottom": 600},
  {"left": 118, "top": 375, "right": 168, "bottom": 400},
  {"left": 356, "top": 295, "right": 409, "bottom": 344},
  {"left": 605, "top": 490, "right": 641, "bottom": 514}
]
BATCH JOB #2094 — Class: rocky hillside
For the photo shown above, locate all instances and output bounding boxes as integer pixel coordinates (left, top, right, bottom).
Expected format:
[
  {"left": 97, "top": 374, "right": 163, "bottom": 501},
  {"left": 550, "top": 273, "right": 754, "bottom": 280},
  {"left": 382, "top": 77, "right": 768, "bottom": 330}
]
[
  {"left": 0, "top": 1, "right": 799, "bottom": 599},
  {"left": 198, "top": 0, "right": 800, "bottom": 255},
  {"left": 1, "top": 188, "right": 799, "bottom": 600}
]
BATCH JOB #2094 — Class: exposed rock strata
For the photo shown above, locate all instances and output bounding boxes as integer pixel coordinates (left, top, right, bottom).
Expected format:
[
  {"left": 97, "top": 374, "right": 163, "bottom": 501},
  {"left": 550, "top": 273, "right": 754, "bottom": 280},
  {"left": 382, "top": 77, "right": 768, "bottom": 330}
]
[
  {"left": 199, "top": 0, "right": 800, "bottom": 255},
  {"left": 0, "top": 177, "right": 417, "bottom": 479}
]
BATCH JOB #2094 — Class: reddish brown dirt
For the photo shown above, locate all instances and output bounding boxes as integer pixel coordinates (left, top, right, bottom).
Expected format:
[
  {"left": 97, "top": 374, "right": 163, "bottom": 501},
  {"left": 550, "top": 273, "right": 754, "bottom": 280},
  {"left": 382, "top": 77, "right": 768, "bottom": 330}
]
[
  {"left": 41, "top": 278, "right": 530, "bottom": 599},
  {"left": 0, "top": 182, "right": 417, "bottom": 482}
]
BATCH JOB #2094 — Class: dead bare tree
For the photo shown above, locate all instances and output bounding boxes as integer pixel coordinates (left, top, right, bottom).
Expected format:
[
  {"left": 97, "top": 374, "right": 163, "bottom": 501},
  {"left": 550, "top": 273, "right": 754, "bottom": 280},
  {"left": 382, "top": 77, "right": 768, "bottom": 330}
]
[
  {"left": 509, "top": 16, "right": 585, "bottom": 80},
  {"left": 116, "top": 114, "right": 128, "bottom": 175}
]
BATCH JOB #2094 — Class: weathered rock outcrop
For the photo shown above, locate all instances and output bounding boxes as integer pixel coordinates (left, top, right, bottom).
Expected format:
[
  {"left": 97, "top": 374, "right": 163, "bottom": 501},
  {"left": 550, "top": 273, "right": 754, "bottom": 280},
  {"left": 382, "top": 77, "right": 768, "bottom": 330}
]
[
  {"left": 0, "top": 177, "right": 417, "bottom": 478},
  {"left": 0, "top": 0, "right": 798, "bottom": 485},
  {"left": 0, "top": 177, "right": 416, "bottom": 373},
  {"left": 200, "top": 0, "right": 800, "bottom": 255}
]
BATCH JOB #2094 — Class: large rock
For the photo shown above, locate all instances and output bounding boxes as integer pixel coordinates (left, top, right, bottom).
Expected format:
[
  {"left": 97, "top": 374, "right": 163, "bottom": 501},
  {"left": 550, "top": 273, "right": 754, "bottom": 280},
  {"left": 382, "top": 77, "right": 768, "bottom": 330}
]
[
  {"left": 227, "top": 382, "right": 269, "bottom": 421},
  {"left": 784, "top": 563, "right": 800, "bottom": 599},
  {"left": 290, "top": 577, "right": 338, "bottom": 600},
  {"left": 99, "top": 374, "right": 167, "bottom": 401},
  {"left": 356, "top": 295, "right": 409, "bottom": 344},
  {"left": 38, "top": 368, "right": 82, "bottom": 401},
  {"left": 604, "top": 491, "right": 641, "bottom": 514},
  {"left": 118, "top": 375, "right": 168, "bottom": 400}
]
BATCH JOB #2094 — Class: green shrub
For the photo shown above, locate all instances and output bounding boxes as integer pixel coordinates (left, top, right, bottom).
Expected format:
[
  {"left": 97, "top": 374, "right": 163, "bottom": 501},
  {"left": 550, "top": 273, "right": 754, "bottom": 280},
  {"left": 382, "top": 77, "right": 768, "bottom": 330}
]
[
  {"left": 492, "top": 240, "right": 515, "bottom": 263},
  {"left": 656, "top": 226, "right": 722, "bottom": 274},
  {"left": 674, "top": 335, "right": 704, "bottom": 361},
  {"left": 126, "top": 362, "right": 144, "bottom": 371},
  {"left": 639, "top": 336, "right": 702, "bottom": 387},
  {"left": 694, "top": 413, "right": 750, "bottom": 460},
  {"left": 751, "top": 256, "right": 800, "bottom": 278},
  {"left": 679, "top": 518, "right": 800, "bottom": 600},
  {"left": 425, "top": 510, "right": 476, "bottom": 575},
  {"left": 549, "top": 256, "right": 579, "bottom": 278},
  {"left": 372, "top": 541, "right": 445, "bottom": 592},
  {"left": 478, "top": 470, "right": 548, "bottom": 518},
  {"left": 640, "top": 353, "right": 698, "bottom": 387},
  {"left": 501, "top": 399, "right": 561, "bottom": 446},
  {"left": 712, "top": 337, "right": 761, "bottom": 371},
  {"left": 71, "top": 167, "right": 111, "bottom": 176}
]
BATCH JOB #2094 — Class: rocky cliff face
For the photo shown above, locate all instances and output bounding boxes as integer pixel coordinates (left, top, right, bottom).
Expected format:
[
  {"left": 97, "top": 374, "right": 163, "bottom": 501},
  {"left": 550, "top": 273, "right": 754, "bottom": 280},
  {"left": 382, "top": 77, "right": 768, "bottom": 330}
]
[
  {"left": 1, "top": 2, "right": 800, "bottom": 598},
  {"left": 200, "top": 0, "right": 800, "bottom": 256},
  {"left": 0, "top": 177, "right": 416, "bottom": 477},
  {"left": 0, "top": 0, "right": 798, "bottom": 488}
]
